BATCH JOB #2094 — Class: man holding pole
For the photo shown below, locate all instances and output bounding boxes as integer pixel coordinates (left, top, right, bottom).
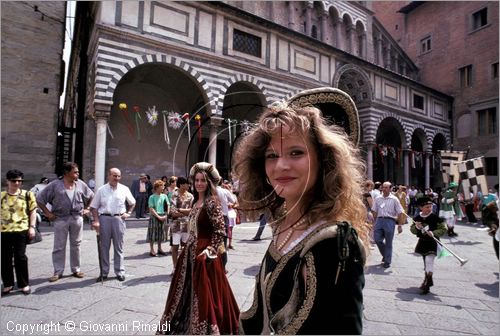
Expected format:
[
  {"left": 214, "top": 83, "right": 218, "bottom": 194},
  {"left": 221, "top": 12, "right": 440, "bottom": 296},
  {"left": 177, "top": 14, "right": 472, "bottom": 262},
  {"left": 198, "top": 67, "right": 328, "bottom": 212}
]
[{"left": 90, "top": 168, "right": 135, "bottom": 282}]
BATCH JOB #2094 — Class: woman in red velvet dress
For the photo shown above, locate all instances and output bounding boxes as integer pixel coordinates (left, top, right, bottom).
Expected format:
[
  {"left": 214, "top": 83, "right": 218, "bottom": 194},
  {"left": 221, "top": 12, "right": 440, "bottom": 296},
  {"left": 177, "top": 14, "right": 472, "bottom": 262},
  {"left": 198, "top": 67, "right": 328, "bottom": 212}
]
[{"left": 157, "top": 162, "right": 239, "bottom": 335}]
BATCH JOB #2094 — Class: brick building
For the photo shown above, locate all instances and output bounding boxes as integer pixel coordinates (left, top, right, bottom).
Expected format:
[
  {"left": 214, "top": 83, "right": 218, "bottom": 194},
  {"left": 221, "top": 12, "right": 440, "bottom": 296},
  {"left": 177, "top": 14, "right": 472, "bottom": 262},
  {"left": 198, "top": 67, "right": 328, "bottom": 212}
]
[
  {"left": 373, "top": 1, "right": 499, "bottom": 187},
  {"left": 1, "top": 2, "right": 66, "bottom": 186}
]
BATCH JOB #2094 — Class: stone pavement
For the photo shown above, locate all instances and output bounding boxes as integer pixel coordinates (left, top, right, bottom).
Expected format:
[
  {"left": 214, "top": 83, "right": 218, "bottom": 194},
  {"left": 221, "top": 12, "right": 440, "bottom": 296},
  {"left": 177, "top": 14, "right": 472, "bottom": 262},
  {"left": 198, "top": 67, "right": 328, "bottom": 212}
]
[{"left": 1, "top": 218, "right": 498, "bottom": 335}]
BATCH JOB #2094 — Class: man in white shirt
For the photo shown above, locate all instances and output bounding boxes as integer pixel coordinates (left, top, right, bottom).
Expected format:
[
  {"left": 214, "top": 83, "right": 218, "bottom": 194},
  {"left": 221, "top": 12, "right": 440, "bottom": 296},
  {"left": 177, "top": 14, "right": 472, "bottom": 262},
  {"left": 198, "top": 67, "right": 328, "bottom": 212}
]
[
  {"left": 90, "top": 168, "right": 135, "bottom": 282},
  {"left": 216, "top": 180, "right": 236, "bottom": 268},
  {"left": 372, "top": 181, "right": 404, "bottom": 268}
]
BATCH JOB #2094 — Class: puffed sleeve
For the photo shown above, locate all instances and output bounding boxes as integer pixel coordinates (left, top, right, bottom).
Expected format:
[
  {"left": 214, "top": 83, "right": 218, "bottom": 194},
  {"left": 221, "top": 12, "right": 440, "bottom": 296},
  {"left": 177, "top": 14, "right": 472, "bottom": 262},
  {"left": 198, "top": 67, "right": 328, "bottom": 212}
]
[{"left": 205, "top": 197, "right": 226, "bottom": 253}]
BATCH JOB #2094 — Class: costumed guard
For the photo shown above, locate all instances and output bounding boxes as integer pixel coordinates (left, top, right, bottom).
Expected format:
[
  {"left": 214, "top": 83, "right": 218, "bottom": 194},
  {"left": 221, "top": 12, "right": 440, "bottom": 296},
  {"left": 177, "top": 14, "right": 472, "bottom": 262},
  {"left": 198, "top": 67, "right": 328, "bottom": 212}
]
[
  {"left": 438, "top": 182, "right": 463, "bottom": 237},
  {"left": 410, "top": 196, "right": 447, "bottom": 295}
]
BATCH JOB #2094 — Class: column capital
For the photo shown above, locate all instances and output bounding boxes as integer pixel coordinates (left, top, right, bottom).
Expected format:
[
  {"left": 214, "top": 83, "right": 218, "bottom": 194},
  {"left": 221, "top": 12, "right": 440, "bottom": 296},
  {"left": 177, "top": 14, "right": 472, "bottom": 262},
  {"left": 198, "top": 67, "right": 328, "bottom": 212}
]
[
  {"left": 209, "top": 115, "right": 224, "bottom": 127},
  {"left": 93, "top": 103, "right": 112, "bottom": 120}
]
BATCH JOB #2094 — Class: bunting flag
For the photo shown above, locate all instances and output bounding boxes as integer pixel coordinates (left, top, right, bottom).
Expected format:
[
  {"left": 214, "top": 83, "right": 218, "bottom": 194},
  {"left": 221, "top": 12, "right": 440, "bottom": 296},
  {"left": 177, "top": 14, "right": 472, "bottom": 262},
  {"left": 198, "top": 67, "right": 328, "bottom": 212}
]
[
  {"left": 439, "top": 150, "right": 466, "bottom": 185},
  {"left": 456, "top": 157, "right": 488, "bottom": 201}
]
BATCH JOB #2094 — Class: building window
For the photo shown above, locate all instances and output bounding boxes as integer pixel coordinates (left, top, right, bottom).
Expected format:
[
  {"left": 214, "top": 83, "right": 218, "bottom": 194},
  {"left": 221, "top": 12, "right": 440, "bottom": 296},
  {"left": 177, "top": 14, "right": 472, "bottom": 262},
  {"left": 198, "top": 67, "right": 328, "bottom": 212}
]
[
  {"left": 485, "top": 157, "right": 498, "bottom": 176},
  {"left": 472, "top": 7, "right": 488, "bottom": 30},
  {"left": 459, "top": 65, "right": 473, "bottom": 87},
  {"left": 413, "top": 93, "right": 424, "bottom": 110},
  {"left": 233, "top": 29, "right": 262, "bottom": 58},
  {"left": 492, "top": 62, "right": 498, "bottom": 79},
  {"left": 420, "top": 36, "right": 431, "bottom": 54},
  {"left": 478, "top": 107, "right": 497, "bottom": 136}
]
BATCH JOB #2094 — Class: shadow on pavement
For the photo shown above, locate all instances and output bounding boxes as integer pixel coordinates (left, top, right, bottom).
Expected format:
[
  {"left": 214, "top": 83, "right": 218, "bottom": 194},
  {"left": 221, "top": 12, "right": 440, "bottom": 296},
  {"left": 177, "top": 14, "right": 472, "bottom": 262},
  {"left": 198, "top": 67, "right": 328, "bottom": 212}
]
[
  {"left": 475, "top": 281, "right": 499, "bottom": 298},
  {"left": 395, "top": 288, "right": 443, "bottom": 302},
  {"left": 365, "top": 264, "right": 392, "bottom": 275},
  {"left": 243, "top": 265, "right": 260, "bottom": 277}
]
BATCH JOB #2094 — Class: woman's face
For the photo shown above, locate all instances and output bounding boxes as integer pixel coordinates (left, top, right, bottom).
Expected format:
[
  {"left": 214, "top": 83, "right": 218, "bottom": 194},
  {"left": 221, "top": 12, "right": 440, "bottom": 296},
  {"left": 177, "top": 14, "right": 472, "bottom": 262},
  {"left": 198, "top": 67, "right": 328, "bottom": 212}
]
[
  {"left": 194, "top": 172, "right": 208, "bottom": 196},
  {"left": 264, "top": 127, "right": 319, "bottom": 205}
]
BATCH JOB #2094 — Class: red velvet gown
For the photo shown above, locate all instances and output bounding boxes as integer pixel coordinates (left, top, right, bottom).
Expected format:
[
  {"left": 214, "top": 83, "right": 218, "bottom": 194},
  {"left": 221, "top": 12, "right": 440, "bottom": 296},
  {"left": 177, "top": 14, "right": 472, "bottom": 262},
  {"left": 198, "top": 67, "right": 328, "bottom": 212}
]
[{"left": 158, "top": 197, "right": 239, "bottom": 335}]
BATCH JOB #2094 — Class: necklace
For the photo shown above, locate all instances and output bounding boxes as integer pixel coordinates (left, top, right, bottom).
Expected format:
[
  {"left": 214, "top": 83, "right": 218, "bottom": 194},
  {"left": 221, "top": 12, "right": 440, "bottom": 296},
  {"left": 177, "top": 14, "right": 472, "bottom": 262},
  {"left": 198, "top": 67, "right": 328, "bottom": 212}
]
[{"left": 275, "top": 216, "right": 308, "bottom": 251}]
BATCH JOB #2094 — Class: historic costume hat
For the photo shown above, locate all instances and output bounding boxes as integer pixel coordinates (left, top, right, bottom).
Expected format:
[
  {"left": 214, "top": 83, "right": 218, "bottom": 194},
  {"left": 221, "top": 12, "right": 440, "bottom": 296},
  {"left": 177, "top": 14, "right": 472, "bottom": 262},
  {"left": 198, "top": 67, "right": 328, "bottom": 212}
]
[
  {"left": 189, "top": 162, "right": 221, "bottom": 185},
  {"left": 287, "top": 87, "right": 360, "bottom": 145},
  {"left": 417, "top": 196, "right": 433, "bottom": 207}
]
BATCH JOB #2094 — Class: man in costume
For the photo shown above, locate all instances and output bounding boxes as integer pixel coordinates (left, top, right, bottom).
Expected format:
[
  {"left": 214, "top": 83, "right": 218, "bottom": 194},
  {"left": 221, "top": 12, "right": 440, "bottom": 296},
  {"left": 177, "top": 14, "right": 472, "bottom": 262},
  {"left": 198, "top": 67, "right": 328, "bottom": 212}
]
[{"left": 438, "top": 182, "right": 463, "bottom": 237}]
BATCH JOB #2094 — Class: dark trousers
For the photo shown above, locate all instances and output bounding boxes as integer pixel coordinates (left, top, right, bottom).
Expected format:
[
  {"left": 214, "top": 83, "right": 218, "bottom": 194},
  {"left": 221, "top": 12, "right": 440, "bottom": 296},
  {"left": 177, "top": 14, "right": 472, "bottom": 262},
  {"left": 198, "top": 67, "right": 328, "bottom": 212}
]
[
  {"left": 1, "top": 230, "right": 29, "bottom": 289},
  {"left": 494, "top": 237, "right": 499, "bottom": 260},
  {"left": 135, "top": 193, "right": 148, "bottom": 218},
  {"left": 465, "top": 203, "right": 477, "bottom": 222},
  {"left": 254, "top": 214, "right": 266, "bottom": 239}
]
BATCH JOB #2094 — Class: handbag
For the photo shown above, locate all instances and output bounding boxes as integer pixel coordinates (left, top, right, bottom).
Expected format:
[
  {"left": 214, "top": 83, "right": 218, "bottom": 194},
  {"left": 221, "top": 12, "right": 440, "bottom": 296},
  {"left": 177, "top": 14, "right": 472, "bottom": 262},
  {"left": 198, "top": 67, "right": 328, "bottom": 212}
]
[{"left": 27, "top": 226, "right": 42, "bottom": 244}]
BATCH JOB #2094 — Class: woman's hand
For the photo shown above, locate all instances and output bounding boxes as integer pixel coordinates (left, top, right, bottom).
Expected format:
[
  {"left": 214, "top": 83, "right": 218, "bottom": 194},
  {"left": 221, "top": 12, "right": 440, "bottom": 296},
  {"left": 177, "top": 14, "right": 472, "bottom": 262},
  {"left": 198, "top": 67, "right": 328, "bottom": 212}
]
[{"left": 28, "top": 227, "right": 35, "bottom": 239}]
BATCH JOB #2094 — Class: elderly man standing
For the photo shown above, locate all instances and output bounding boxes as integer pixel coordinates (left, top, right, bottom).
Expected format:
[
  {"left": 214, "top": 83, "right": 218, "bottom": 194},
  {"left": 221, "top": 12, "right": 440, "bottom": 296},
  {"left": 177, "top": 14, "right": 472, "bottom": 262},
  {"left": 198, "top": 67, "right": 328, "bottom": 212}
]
[
  {"left": 372, "top": 181, "right": 405, "bottom": 268},
  {"left": 131, "top": 173, "right": 150, "bottom": 219},
  {"left": 90, "top": 168, "right": 135, "bottom": 282},
  {"left": 37, "top": 162, "right": 94, "bottom": 282}
]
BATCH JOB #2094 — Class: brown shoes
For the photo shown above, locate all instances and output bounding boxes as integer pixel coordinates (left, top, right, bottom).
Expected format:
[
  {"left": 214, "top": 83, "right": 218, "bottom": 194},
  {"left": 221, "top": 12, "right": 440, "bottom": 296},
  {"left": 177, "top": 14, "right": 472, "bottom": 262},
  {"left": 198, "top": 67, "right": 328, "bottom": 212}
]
[
  {"left": 72, "top": 272, "right": 84, "bottom": 278},
  {"left": 48, "top": 274, "right": 62, "bottom": 282}
]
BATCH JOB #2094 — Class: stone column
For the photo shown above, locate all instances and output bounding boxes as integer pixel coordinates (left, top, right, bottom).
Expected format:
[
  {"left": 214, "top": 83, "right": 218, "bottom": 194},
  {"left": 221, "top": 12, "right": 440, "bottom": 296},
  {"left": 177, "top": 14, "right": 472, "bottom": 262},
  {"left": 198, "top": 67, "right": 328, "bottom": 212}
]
[
  {"left": 208, "top": 116, "right": 224, "bottom": 166},
  {"left": 377, "top": 35, "right": 384, "bottom": 66},
  {"left": 321, "top": 12, "right": 328, "bottom": 43},
  {"left": 347, "top": 23, "right": 355, "bottom": 53},
  {"left": 360, "top": 32, "right": 366, "bottom": 58},
  {"left": 334, "top": 18, "right": 342, "bottom": 49},
  {"left": 403, "top": 149, "right": 410, "bottom": 186},
  {"left": 385, "top": 45, "right": 391, "bottom": 69},
  {"left": 288, "top": 1, "right": 295, "bottom": 30},
  {"left": 305, "top": 3, "right": 312, "bottom": 35},
  {"left": 366, "top": 143, "right": 374, "bottom": 180},
  {"left": 425, "top": 152, "right": 430, "bottom": 189},
  {"left": 93, "top": 103, "right": 112, "bottom": 189}
]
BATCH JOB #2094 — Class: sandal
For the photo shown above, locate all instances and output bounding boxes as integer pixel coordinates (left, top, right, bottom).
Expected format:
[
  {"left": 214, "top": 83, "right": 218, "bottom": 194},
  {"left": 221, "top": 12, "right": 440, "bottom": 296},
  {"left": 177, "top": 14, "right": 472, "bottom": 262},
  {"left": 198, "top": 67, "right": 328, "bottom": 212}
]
[
  {"left": 149, "top": 252, "right": 157, "bottom": 257},
  {"left": 158, "top": 250, "right": 167, "bottom": 255},
  {"left": 21, "top": 286, "right": 31, "bottom": 295}
]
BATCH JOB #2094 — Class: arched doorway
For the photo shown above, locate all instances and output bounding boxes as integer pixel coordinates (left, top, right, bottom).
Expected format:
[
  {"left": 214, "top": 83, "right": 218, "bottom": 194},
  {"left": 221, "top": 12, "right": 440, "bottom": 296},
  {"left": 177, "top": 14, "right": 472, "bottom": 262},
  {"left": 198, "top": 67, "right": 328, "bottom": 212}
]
[
  {"left": 109, "top": 63, "right": 209, "bottom": 185},
  {"left": 410, "top": 129, "right": 427, "bottom": 188},
  {"left": 432, "top": 133, "right": 447, "bottom": 188},
  {"left": 221, "top": 82, "right": 267, "bottom": 179},
  {"left": 374, "top": 118, "right": 404, "bottom": 184}
]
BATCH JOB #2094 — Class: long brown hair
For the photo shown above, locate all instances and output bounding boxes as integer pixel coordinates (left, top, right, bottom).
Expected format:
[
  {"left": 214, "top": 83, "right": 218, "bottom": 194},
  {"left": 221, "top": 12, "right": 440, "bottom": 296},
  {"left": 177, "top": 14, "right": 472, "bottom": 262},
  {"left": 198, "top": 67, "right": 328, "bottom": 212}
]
[{"left": 233, "top": 104, "right": 369, "bottom": 249}]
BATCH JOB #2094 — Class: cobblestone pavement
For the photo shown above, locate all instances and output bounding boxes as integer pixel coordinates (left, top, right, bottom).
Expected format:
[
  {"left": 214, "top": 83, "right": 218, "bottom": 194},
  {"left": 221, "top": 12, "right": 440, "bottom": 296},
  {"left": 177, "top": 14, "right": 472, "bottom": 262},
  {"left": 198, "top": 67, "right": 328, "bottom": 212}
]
[{"left": 1, "top": 218, "right": 498, "bottom": 335}]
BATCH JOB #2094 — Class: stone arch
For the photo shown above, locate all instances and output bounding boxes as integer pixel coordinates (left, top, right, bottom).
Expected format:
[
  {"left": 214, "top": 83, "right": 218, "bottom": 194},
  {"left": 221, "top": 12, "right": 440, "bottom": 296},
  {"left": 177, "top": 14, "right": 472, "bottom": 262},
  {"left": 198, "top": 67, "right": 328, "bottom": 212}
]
[
  {"left": 216, "top": 74, "right": 272, "bottom": 112},
  {"left": 342, "top": 13, "right": 353, "bottom": 52},
  {"left": 410, "top": 124, "right": 433, "bottom": 148},
  {"left": 373, "top": 116, "right": 406, "bottom": 184},
  {"left": 432, "top": 132, "right": 448, "bottom": 152},
  {"left": 99, "top": 53, "right": 216, "bottom": 114},
  {"left": 411, "top": 127, "right": 428, "bottom": 152},
  {"left": 333, "top": 64, "right": 373, "bottom": 107}
]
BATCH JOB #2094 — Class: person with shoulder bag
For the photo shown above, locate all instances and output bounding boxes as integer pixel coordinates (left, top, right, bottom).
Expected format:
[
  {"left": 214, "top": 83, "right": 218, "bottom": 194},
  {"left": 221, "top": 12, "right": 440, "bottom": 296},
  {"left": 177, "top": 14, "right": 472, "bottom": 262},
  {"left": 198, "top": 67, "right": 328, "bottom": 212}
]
[{"left": 1, "top": 169, "right": 37, "bottom": 296}]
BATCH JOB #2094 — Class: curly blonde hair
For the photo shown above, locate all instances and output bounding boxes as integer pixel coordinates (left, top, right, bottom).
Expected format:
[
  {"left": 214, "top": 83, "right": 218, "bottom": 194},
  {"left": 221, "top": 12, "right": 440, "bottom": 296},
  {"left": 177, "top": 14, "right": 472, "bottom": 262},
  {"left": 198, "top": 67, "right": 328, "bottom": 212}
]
[{"left": 233, "top": 104, "right": 369, "bottom": 249}]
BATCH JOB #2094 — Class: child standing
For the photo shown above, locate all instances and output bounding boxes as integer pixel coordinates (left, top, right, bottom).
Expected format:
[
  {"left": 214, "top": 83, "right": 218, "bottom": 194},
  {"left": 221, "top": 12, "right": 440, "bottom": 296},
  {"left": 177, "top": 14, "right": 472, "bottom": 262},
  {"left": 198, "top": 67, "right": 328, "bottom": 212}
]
[{"left": 410, "top": 196, "right": 447, "bottom": 294}]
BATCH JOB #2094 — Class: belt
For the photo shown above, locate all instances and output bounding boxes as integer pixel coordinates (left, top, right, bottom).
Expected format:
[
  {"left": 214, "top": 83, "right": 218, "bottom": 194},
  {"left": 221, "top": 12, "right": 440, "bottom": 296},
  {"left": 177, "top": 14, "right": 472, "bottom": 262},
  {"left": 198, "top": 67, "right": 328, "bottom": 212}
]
[
  {"left": 100, "top": 213, "right": 123, "bottom": 217},
  {"left": 378, "top": 216, "right": 396, "bottom": 221}
]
